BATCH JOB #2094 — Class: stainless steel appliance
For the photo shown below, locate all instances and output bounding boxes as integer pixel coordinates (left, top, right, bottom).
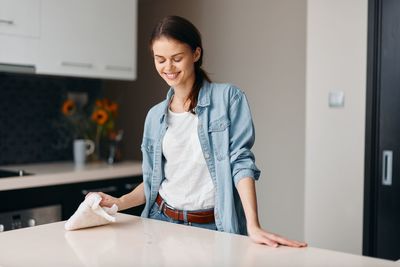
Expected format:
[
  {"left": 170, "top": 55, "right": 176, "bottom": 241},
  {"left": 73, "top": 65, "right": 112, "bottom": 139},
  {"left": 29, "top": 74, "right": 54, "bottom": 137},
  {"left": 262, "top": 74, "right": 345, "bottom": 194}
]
[{"left": 0, "top": 205, "right": 62, "bottom": 232}]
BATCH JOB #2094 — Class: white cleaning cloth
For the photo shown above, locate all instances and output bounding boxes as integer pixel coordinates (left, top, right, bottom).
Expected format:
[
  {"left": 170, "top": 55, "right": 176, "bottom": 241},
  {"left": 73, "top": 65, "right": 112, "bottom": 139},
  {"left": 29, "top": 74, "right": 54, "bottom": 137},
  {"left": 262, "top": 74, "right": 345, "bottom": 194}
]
[{"left": 65, "top": 193, "right": 118, "bottom": 231}]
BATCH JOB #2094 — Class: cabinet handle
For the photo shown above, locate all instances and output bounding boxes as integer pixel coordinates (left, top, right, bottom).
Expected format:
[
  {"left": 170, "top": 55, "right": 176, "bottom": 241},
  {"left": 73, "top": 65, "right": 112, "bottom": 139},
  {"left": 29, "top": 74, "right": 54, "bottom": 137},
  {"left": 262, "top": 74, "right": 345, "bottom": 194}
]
[
  {"left": 105, "top": 65, "right": 132, "bottom": 72},
  {"left": 81, "top": 186, "right": 118, "bottom": 196},
  {"left": 382, "top": 150, "right": 393, "bottom": 186},
  {"left": 0, "top": 19, "right": 14, "bottom": 25},
  {"left": 61, "top": 61, "right": 93, "bottom": 69}
]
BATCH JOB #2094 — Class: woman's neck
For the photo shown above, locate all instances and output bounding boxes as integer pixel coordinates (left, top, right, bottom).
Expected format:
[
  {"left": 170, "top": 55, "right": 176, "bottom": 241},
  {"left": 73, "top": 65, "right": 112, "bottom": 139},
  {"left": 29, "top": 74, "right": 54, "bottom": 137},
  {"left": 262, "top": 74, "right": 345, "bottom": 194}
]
[
  {"left": 170, "top": 81, "right": 194, "bottom": 113},
  {"left": 169, "top": 91, "right": 190, "bottom": 113}
]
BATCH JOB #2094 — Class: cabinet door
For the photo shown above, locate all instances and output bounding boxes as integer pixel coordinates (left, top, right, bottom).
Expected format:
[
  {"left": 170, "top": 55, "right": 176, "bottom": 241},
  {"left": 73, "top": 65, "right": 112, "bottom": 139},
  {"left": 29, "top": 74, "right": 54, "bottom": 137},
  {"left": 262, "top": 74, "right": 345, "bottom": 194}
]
[
  {"left": 0, "top": 0, "right": 40, "bottom": 66},
  {"left": 0, "top": 0, "right": 40, "bottom": 38},
  {"left": 365, "top": 0, "right": 400, "bottom": 261},
  {"left": 375, "top": 0, "right": 400, "bottom": 260},
  {"left": 37, "top": 0, "right": 137, "bottom": 80},
  {"left": 91, "top": 0, "right": 137, "bottom": 80}
]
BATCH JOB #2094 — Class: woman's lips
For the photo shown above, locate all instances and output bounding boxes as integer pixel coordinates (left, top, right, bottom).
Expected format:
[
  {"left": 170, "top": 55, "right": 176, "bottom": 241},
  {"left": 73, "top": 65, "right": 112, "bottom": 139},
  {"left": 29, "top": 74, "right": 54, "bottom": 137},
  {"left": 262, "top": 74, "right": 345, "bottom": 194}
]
[{"left": 164, "top": 72, "right": 180, "bottom": 80}]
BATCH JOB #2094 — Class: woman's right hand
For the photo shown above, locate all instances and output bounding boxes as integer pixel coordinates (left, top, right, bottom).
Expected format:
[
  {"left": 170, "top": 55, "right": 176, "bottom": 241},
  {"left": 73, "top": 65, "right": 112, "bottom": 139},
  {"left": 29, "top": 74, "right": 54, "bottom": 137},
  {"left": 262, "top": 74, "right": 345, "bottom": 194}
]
[{"left": 86, "top": 192, "right": 120, "bottom": 209}]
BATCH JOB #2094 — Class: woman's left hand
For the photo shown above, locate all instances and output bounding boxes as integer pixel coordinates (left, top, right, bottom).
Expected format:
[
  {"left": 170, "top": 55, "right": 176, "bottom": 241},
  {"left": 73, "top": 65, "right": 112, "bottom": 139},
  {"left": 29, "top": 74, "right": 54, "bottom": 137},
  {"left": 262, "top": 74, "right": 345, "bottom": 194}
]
[{"left": 247, "top": 226, "right": 307, "bottom": 248}]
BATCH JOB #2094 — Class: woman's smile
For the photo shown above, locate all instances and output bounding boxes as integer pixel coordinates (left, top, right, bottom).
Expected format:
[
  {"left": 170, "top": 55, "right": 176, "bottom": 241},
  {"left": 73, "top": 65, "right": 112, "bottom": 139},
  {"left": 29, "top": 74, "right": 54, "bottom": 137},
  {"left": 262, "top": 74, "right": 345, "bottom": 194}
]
[{"left": 164, "top": 72, "right": 181, "bottom": 80}]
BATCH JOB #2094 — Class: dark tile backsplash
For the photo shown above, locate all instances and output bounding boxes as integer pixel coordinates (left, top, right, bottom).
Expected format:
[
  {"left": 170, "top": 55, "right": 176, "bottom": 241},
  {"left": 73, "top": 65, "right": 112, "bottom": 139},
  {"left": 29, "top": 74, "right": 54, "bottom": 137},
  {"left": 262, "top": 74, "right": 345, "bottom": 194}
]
[{"left": 0, "top": 72, "right": 102, "bottom": 165}]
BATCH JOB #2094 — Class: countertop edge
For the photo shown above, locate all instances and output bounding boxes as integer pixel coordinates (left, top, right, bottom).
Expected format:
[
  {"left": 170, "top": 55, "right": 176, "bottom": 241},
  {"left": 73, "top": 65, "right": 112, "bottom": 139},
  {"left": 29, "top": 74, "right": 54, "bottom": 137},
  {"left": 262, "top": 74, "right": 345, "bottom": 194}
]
[{"left": 0, "top": 161, "right": 142, "bottom": 191}]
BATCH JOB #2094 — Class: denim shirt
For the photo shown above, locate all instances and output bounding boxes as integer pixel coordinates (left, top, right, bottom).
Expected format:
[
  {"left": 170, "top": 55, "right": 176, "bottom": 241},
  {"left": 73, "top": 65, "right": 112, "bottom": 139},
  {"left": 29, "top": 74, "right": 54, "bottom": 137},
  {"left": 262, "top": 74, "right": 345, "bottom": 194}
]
[{"left": 140, "top": 81, "right": 260, "bottom": 235}]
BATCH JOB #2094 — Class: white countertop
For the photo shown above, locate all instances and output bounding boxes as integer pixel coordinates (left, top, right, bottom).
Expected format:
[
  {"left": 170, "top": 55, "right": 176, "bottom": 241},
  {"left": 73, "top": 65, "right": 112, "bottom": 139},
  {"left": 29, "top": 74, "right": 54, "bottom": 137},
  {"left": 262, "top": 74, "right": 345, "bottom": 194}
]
[
  {"left": 0, "top": 161, "right": 142, "bottom": 191},
  {"left": 0, "top": 213, "right": 397, "bottom": 267}
]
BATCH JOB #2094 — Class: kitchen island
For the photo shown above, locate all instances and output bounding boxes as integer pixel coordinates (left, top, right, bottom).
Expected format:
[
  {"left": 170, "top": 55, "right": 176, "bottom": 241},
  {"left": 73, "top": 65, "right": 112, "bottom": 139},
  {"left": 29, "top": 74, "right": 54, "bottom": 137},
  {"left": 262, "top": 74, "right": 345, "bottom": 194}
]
[{"left": 0, "top": 213, "right": 397, "bottom": 267}]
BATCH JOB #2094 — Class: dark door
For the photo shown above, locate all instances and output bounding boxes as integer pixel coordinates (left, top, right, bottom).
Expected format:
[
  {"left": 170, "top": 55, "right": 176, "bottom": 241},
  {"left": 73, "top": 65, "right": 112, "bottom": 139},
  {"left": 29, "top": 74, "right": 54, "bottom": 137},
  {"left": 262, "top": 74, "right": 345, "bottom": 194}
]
[{"left": 364, "top": 0, "right": 400, "bottom": 261}]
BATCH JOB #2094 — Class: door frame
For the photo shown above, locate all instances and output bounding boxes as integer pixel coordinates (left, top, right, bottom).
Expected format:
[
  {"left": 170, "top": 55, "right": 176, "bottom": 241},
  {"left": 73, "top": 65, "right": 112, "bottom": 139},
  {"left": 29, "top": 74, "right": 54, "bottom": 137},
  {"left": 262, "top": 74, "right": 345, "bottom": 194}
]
[{"left": 363, "top": 0, "right": 381, "bottom": 257}]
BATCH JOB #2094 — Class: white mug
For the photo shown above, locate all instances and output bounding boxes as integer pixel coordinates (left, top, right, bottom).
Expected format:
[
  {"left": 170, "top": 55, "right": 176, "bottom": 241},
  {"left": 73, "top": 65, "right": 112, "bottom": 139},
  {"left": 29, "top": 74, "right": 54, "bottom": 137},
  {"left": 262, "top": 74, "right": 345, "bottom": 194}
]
[{"left": 73, "top": 139, "right": 95, "bottom": 166}]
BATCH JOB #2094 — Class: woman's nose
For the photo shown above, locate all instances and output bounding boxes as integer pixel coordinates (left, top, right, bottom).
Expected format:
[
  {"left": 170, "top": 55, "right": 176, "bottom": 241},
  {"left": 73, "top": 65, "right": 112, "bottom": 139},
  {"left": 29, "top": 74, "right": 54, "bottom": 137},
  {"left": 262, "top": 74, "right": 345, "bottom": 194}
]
[{"left": 166, "top": 59, "right": 174, "bottom": 69}]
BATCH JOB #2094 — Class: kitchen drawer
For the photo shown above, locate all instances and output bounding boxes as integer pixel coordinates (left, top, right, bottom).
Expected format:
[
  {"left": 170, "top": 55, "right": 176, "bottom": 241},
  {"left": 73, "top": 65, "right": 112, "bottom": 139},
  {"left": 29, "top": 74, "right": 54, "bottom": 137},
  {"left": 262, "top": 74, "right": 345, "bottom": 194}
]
[{"left": 0, "top": 175, "right": 144, "bottom": 223}]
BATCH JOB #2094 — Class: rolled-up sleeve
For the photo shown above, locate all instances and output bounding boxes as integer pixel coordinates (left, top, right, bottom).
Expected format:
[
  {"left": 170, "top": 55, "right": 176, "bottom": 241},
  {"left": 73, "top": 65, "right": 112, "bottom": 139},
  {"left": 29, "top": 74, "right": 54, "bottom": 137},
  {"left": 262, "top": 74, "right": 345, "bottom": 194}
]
[{"left": 229, "top": 90, "right": 261, "bottom": 187}]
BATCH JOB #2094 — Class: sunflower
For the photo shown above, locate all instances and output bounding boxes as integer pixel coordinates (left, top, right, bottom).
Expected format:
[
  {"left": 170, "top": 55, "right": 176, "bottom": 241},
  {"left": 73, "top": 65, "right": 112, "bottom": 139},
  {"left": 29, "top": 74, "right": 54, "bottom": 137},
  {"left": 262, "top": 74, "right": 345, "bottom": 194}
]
[
  {"left": 106, "top": 102, "right": 118, "bottom": 115},
  {"left": 62, "top": 99, "right": 76, "bottom": 116},
  {"left": 95, "top": 99, "right": 104, "bottom": 108},
  {"left": 91, "top": 109, "right": 109, "bottom": 125}
]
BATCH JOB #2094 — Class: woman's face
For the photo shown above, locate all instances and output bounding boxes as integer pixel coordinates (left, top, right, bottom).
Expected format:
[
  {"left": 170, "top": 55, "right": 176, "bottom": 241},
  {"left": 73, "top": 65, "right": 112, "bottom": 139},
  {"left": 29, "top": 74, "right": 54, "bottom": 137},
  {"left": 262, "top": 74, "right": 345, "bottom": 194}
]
[{"left": 152, "top": 37, "right": 200, "bottom": 90}]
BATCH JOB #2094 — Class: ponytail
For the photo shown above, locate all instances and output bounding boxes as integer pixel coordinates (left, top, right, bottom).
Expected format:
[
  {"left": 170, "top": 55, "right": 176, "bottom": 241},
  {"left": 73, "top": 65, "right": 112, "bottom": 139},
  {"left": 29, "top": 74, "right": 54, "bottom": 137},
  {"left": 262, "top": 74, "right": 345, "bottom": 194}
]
[{"left": 188, "top": 67, "right": 211, "bottom": 113}]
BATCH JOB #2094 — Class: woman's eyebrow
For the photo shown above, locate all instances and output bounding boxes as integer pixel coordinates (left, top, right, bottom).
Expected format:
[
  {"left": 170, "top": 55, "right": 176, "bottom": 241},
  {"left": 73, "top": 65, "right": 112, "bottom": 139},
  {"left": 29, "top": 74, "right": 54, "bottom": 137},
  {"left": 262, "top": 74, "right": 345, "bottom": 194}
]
[
  {"left": 154, "top": 52, "right": 184, "bottom": 58},
  {"left": 171, "top": 52, "right": 184, "bottom": 57}
]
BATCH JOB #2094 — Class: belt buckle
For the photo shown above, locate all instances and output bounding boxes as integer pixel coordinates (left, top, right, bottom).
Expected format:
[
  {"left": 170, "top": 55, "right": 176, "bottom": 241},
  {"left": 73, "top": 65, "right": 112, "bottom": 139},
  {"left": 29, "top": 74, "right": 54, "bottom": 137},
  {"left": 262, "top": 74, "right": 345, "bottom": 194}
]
[{"left": 158, "top": 199, "right": 165, "bottom": 211}]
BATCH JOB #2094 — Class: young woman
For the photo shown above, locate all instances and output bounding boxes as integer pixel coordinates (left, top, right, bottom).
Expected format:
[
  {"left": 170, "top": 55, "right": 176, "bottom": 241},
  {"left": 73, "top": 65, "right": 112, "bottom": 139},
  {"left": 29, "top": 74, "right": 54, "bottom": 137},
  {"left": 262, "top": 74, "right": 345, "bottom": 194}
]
[{"left": 96, "top": 15, "right": 306, "bottom": 248}]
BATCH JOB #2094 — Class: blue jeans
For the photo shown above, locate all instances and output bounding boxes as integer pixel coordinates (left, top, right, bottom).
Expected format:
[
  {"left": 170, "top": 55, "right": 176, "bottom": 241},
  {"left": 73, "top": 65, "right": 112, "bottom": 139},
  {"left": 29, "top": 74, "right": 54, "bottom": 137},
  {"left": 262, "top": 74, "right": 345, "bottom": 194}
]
[{"left": 148, "top": 202, "right": 217, "bottom": 231}]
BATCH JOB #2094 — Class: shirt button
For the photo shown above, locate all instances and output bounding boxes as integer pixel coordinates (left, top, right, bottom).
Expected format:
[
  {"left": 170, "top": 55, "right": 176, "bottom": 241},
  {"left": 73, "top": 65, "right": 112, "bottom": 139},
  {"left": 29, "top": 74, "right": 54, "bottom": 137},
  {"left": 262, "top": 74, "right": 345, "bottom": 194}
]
[{"left": 204, "top": 153, "right": 210, "bottom": 159}]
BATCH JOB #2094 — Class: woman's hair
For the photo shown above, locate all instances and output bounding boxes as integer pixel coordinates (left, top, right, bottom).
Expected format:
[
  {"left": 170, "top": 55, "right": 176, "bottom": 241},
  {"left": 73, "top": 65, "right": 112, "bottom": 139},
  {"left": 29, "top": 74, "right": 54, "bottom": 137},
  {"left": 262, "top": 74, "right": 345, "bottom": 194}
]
[{"left": 150, "top": 15, "right": 211, "bottom": 112}]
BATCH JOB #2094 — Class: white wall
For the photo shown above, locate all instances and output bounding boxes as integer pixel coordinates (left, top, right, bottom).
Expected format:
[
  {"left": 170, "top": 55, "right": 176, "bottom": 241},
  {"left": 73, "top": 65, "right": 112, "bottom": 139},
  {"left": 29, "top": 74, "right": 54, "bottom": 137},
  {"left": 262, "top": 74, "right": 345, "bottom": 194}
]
[
  {"left": 198, "top": 0, "right": 307, "bottom": 242},
  {"left": 305, "top": 0, "right": 368, "bottom": 254}
]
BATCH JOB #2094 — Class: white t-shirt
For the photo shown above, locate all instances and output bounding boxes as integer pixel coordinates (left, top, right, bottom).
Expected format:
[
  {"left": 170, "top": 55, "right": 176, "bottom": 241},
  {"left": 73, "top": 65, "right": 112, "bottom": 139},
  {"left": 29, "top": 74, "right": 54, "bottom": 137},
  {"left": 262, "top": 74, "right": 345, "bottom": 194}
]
[{"left": 158, "top": 109, "right": 215, "bottom": 210}]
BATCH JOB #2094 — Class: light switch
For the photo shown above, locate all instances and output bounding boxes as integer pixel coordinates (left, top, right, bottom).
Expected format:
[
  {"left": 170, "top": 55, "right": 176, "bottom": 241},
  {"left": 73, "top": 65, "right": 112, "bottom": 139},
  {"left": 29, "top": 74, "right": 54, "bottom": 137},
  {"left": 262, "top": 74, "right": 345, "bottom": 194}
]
[{"left": 329, "top": 91, "right": 345, "bottom": 108}]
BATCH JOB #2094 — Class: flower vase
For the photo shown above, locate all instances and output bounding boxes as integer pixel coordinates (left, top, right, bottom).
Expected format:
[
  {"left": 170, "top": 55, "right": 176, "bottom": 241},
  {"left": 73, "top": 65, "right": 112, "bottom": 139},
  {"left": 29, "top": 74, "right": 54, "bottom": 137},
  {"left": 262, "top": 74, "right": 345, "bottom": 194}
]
[
  {"left": 92, "top": 125, "right": 104, "bottom": 162},
  {"left": 93, "top": 138, "right": 101, "bottom": 161}
]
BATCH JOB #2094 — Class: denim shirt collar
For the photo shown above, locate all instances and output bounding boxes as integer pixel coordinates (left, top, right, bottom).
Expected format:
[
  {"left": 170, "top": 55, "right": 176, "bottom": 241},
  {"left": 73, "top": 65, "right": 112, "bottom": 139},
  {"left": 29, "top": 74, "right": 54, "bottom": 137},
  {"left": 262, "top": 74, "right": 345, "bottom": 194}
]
[
  {"left": 159, "top": 81, "right": 211, "bottom": 124},
  {"left": 197, "top": 80, "right": 211, "bottom": 107}
]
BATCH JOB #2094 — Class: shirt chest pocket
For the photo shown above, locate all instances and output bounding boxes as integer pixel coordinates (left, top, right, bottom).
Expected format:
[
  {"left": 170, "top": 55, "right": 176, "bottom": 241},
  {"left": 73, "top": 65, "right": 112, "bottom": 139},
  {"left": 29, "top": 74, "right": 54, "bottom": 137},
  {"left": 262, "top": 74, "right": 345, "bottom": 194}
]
[{"left": 208, "top": 116, "right": 230, "bottom": 161}]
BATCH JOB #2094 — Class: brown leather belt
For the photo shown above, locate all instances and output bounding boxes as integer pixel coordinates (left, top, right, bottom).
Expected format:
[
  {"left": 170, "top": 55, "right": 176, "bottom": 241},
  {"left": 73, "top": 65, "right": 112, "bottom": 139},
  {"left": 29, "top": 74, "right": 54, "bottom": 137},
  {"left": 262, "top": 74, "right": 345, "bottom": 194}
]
[{"left": 156, "top": 194, "right": 215, "bottom": 224}]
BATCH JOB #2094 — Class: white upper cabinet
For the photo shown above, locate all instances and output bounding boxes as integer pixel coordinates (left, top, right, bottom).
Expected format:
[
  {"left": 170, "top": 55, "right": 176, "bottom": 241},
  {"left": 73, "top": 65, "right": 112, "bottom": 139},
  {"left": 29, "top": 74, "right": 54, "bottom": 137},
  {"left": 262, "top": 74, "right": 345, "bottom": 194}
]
[
  {"left": 0, "top": 0, "right": 41, "bottom": 67},
  {"left": 0, "top": 0, "right": 40, "bottom": 38},
  {"left": 38, "top": 0, "right": 137, "bottom": 80},
  {"left": 0, "top": 0, "right": 137, "bottom": 80}
]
